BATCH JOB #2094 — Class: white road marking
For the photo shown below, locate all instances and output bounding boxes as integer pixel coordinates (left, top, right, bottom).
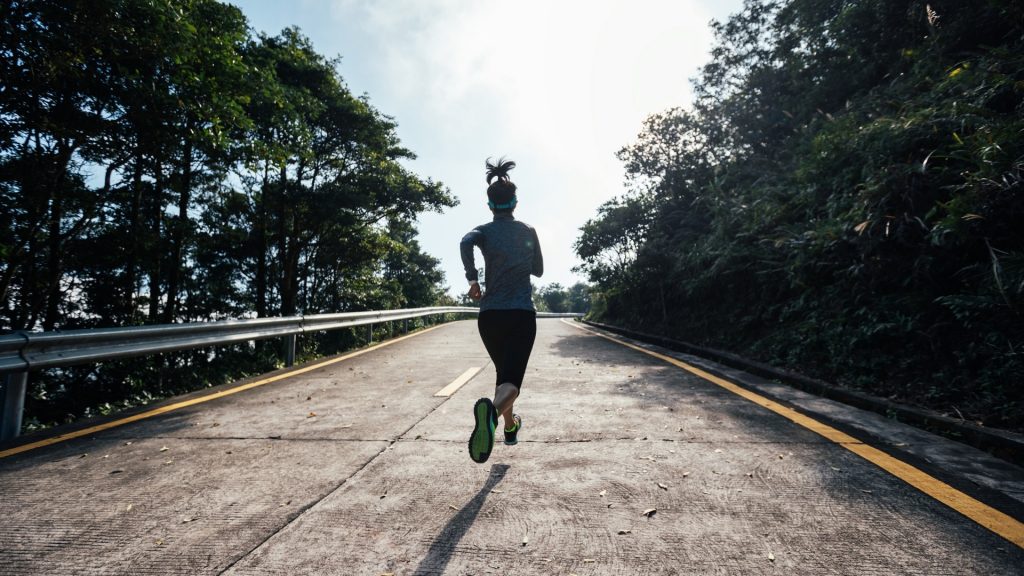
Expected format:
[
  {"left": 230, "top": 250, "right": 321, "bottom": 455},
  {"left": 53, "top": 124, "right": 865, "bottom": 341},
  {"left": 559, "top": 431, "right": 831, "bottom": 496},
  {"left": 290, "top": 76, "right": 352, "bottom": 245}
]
[{"left": 434, "top": 367, "right": 483, "bottom": 397}]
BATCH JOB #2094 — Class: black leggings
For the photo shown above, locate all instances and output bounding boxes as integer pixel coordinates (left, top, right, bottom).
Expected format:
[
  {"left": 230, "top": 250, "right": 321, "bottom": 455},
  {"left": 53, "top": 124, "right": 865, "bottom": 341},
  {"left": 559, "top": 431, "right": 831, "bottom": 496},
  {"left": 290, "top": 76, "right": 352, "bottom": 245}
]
[{"left": 477, "top": 309, "right": 537, "bottom": 389}]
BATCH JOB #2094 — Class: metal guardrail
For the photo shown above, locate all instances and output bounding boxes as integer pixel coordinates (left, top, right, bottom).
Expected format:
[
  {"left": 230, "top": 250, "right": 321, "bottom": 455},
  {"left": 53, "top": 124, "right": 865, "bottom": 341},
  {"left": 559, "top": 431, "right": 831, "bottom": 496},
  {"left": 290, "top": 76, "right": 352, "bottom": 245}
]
[{"left": 0, "top": 307, "right": 582, "bottom": 440}]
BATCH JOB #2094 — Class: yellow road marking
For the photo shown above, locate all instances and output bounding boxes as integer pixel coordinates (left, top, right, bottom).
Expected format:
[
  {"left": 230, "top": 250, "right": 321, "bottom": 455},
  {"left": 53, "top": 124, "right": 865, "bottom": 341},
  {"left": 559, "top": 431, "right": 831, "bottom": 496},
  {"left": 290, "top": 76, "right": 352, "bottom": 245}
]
[
  {"left": 434, "top": 366, "right": 483, "bottom": 397},
  {"left": 563, "top": 320, "right": 1024, "bottom": 549},
  {"left": 0, "top": 324, "right": 449, "bottom": 460}
]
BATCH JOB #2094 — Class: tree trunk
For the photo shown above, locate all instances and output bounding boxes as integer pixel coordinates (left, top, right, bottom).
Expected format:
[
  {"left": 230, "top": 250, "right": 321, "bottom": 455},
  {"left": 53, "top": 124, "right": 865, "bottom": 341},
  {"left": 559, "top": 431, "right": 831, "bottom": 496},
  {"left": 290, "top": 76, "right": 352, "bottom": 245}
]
[
  {"left": 255, "top": 168, "right": 268, "bottom": 317},
  {"left": 277, "top": 165, "right": 295, "bottom": 316},
  {"left": 148, "top": 162, "right": 164, "bottom": 321},
  {"left": 43, "top": 142, "right": 76, "bottom": 331},
  {"left": 163, "top": 140, "right": 192, "bottom": 323},
  {"left": 42, "top": 183, "right": 63, "bottom": 331},
  {"left": 125, "top": 152, "right": 144, "bottom": 321},
  {"left": 17, "top": 225, "right": 39, "bottom": 331}
]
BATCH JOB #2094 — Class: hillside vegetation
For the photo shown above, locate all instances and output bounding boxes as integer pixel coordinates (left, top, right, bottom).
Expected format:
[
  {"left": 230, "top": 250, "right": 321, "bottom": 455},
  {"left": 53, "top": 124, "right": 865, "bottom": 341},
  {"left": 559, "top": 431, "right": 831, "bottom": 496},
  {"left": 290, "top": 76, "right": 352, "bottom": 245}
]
[
  {"left": 576, "top": 0, "right": 1024, "bottom": 430},
  {"left": 1, "top": 1, "right": 454, "bottom": 428}
]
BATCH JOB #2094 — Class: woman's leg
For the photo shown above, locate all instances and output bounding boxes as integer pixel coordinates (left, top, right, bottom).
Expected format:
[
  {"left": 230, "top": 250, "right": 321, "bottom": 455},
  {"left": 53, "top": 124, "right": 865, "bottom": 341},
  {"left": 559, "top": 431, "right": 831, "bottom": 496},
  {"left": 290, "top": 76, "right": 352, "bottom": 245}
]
[
  {"left": 496, "top": 310, "right": 536, "bottom": 430},
  {"left": 470, "top": 310, "right": 535, "bottom": 462},
  {"left": 494, "top": 382, "right": 519, "bottom": 429}
]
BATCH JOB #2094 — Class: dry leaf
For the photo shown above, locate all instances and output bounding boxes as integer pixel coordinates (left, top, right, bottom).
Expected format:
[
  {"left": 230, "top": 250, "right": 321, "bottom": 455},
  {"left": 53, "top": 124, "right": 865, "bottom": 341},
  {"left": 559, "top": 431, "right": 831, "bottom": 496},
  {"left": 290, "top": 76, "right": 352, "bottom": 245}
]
[
  {"left": 768, "top": 552, "right": 775, "bottom": 562},
  {"left": 163, "top": 460, "right": 173, "bottom": 465},
  {"left": 448, "top": 504, "right": 457, "bottom": 510},
  {"left": 714, "top": 449, "right": 723, "bottom": 453},
  {"left": 490, "top": 489, "right": 503, "bottom": 494},
  {"left": 641, "top": 508, "right": 657, "bottom": 517},
  {"left": 307, "top": 412, "right": 317, "bottom": 418},
  {"left": 159, "top": 446, "right": 169, "bottom": 452},
  {"left": 521, "top": 535, "right": 529, "bottom": 546},
  {"left": 618, "top": 529, "right": 632, "bottom": 535},
  {"left": 657, "top": 483, "right": 668, "bottom": 490},
  {"left": 599, "top": 490, "right": 607, "bottom": 497},
  {"left": 584, "top": 558, "right": 596, "bottom": 563},
  {"left": 682, "top": 471, "right": 690, "bottom": 477},
  {"left": 126, "top": 504, "right": 133, "bottom": 512}
]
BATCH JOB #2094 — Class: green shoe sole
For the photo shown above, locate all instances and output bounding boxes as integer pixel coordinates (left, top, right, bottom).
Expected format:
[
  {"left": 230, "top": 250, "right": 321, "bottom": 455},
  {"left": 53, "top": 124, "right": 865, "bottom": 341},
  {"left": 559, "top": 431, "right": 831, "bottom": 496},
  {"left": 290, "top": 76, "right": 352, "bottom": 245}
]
[{"left": 469, "top": 398, "right": 497, "bottom": 464}]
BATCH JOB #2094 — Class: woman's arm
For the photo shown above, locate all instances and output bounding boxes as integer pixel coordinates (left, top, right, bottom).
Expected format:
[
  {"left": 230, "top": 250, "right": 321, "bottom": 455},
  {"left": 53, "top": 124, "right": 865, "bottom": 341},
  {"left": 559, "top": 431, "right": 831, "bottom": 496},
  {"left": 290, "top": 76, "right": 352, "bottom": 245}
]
[
  {"left": 460, "top": 228, "right": 484, "bottom": 282},
  {"left": 531, "top": 228, "right": 544, "bottom": 278}
]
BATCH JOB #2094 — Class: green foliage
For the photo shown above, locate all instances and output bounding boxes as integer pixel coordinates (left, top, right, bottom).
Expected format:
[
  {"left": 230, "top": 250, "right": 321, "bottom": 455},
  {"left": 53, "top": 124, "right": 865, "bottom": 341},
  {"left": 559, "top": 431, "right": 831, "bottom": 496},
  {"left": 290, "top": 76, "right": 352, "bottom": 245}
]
[
  {"left": 578, "top": 0, "right": 1024, "bottom": 430},
  {"left": 535, "top": 282, "right": 592, "bottom": 314},
  {"left": 1, "top": 0, "right": 456, "bottom": 429}
]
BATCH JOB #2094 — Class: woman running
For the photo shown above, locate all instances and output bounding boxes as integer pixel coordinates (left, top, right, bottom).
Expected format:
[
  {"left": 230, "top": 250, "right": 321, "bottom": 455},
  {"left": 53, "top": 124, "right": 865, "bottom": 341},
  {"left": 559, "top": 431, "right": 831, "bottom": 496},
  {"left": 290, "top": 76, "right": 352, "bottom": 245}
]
[{"left": 461, "top": 157, "right": 543, "bottom": 464}]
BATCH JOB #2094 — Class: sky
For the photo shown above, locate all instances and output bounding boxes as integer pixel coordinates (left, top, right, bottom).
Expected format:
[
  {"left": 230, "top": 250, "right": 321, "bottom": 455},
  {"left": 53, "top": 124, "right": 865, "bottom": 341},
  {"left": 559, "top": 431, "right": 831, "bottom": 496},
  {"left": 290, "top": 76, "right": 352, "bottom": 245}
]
[{"left": 230, "top": 0, "right": 746, "bottom": 295}]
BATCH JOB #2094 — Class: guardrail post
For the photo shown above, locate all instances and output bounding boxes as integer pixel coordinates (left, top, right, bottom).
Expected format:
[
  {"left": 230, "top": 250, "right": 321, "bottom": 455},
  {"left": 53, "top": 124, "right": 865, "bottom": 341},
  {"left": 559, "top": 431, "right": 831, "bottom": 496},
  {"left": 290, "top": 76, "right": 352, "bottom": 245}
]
[
  {"left": 367, "top": 323, "right": 373, "bottom": 344},
  {"left": 284, "top": 334, "right": 296, "bottom": 367},
  {"left": 404, "top": 318, "right": 409, "bottom": 334},
  {"left": 1, "top": 372, "right": 28, "bottom": 441}
]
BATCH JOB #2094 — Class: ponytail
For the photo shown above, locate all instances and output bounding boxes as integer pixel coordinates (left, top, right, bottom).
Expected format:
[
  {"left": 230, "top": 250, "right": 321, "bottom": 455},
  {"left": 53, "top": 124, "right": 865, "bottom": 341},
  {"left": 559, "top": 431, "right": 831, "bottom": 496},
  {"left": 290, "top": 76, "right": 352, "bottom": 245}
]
[
  {"left": 485, "top": 157, "right": 517, "bottom": 185},
  {"left": 485, "top": 157, "right": 518, "bottom": 210}
]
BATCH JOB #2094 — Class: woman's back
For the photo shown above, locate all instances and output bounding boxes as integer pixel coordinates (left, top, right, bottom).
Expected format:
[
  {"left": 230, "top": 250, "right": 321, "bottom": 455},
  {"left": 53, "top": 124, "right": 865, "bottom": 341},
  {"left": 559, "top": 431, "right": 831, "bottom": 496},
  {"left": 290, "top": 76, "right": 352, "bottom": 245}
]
[{"left": 461, "top": 213, "right": 543, "bottom": 311}]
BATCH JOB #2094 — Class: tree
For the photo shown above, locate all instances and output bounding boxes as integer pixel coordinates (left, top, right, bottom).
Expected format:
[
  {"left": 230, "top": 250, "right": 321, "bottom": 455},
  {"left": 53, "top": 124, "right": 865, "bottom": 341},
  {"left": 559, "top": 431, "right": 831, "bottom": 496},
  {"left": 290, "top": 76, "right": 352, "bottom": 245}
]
[
  {"left": 539, "top": 283, "right": 569, "bottom": 313},
  {"left": 577, "top": 0, "right": 1024, "bottom": 430},
  {"left": 0, "top": 1, "right": 457, "bottom": 430}
]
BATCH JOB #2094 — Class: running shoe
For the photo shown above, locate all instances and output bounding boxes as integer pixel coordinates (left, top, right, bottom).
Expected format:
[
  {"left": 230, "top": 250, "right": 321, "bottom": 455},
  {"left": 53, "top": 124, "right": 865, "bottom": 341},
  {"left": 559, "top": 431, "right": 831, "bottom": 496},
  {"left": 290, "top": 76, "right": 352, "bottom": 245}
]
[
  {"left": 503, "top": 414, "right": 522, "bottom": 446},
  {"left": 468, "top": 398, "right": 498, "bottom": 463}
]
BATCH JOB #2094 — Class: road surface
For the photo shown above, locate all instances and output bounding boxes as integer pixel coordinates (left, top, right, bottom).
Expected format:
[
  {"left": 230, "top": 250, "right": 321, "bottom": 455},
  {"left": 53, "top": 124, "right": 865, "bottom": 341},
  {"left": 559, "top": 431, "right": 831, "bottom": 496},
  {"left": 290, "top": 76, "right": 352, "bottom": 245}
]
[{"left": 1, "top": 319, "right": 1021, "bottom": 575}]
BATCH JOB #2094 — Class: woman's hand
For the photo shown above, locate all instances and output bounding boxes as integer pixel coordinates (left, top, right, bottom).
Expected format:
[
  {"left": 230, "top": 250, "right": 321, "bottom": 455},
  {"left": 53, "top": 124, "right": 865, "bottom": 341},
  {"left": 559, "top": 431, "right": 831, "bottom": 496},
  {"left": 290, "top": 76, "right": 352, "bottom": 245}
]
[{"left": 469, "top": 282, "right": 482, "bottom": 300}]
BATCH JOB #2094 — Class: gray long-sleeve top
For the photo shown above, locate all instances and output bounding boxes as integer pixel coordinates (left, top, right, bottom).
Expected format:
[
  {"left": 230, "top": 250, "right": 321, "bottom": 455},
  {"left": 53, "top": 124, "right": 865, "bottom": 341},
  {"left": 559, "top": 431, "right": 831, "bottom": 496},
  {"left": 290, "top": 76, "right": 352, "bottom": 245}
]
[{"left": 460, "top": 213, "right": 543, "bottom": 311}]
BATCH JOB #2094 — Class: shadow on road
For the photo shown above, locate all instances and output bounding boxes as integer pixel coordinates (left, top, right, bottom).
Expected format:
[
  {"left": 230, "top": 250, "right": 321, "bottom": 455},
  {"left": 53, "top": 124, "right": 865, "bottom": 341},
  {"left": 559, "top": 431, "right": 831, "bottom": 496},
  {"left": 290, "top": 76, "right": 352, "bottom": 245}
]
[{"left": 413, "top": 463, "right": 509, "bottom": 575}]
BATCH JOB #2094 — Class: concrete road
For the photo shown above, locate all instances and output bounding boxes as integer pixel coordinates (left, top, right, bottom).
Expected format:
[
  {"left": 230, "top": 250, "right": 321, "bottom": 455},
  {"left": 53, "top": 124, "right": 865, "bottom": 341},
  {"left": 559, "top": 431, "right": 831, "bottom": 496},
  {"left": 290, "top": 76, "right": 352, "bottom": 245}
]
[{"left": 1, "top": 319, "right": 1022, "bottom": 575}]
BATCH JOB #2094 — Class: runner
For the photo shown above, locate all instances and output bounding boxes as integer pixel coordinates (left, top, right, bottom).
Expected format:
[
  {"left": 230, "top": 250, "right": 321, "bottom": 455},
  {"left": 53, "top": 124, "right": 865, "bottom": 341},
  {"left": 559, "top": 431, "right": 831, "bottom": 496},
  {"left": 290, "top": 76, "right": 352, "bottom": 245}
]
[{"left": 460, "top": 157, "right": 544, "bottom": 464}]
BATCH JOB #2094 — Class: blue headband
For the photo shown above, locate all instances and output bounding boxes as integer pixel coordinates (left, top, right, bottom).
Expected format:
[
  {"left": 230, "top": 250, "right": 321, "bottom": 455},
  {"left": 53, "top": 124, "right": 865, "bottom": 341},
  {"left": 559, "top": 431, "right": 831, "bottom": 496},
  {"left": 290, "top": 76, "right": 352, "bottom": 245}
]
[{"left": 488, "top": 196, "right": 518, "bottom": 210}]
